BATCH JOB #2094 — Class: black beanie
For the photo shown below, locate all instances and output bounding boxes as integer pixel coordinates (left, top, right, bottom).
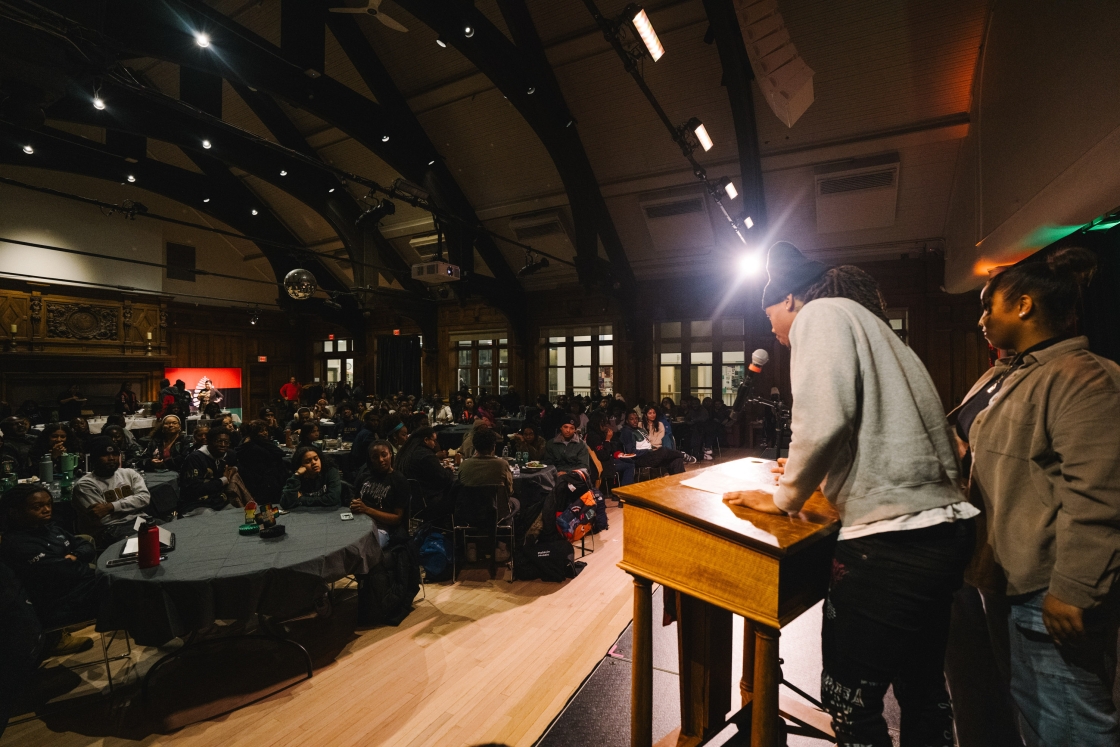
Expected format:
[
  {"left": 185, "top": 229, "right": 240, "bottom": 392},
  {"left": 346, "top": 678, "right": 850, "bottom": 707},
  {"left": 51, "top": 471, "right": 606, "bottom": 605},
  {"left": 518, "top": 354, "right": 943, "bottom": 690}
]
[
  {"left": 761, "top": 241, "right": 828, "bottom": 309},
  {"left": 87, "top": 436, "right": 118, "bottom": 459}
]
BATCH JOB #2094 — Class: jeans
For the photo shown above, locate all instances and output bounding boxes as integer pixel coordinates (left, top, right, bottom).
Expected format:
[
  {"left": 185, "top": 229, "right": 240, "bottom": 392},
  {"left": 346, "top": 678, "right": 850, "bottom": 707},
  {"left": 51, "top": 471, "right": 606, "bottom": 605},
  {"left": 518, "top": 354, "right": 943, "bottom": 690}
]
[
  {"left": 1007, "top": 589, "right": 1119, "bottom": 746},
  {"left": 632, "top": 448, "right": 685, "bottom": 475},
  {"left": 820, "top": 520, "right": 974, "bottom": 747},
  {"left": 611, "top": 458, "right": 635, "bottom": 486}
]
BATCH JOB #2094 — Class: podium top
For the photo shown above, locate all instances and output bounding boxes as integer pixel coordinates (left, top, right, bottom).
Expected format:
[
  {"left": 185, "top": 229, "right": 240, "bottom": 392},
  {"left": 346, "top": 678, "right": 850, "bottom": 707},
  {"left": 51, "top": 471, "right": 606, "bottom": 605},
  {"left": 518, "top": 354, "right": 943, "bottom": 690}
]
[{"left": 614, "top": 458, "right": 839, "bottom": 557}]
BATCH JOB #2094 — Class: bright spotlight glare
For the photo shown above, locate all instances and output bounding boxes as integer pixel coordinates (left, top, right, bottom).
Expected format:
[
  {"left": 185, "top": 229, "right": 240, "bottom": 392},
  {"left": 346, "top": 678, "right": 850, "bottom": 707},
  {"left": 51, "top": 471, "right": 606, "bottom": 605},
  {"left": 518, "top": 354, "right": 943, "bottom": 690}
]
[
  {"left": 22, "top": 145, "right": 33, "bottom": 154},
  {"left": 195, "top": 33, "right": 210, "bottom": 48},
  {"left": 745, "top": 216, "right": 754, "bottom": 229},
  {"left": 251, "top": 209, "right": 258, "bottom": 215},
  {"left": 723, "top": 180, "right": 738, "bottom": 200},
  {"left": 127, "top": 175, "right": 136, "bottom": 183},
  {"left": 436, "top": 37, "right": 447, "bottom": 48},
  {"left": 693, "top": 122, "right": 712, "bottom": 151},
  {"left": 739, "top": 253, "right": 763, "bottom": 276},
  {"left": 202, "top": 139, "right": 212, "bottom": 149},
  {"left": 93, "top": 97, "right": 106, "bottom": 110},
  {"left": 630, "top": 8, "right": 664, "bottom": 62},
  {"left": 280, "top": 170, "right": 287, "bottom": 176},
  {"left": 463, "top": 25, "right": 474, "bottom": 38}
]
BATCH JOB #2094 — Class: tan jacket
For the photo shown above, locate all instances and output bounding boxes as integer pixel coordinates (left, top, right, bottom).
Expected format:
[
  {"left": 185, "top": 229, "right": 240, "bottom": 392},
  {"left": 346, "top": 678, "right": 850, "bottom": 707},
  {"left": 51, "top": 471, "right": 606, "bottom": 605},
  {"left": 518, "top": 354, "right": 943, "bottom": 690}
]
[{"left": 963, "top": 336, "right": 1120, "bottom": 609}]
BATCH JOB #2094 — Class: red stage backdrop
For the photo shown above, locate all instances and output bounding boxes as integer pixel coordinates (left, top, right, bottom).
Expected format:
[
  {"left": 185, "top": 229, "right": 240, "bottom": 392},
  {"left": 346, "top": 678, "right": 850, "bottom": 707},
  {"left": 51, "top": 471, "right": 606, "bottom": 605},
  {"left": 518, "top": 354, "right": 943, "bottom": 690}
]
[{"left": 164, "top": 367, "right": 243, "bottom": 417}]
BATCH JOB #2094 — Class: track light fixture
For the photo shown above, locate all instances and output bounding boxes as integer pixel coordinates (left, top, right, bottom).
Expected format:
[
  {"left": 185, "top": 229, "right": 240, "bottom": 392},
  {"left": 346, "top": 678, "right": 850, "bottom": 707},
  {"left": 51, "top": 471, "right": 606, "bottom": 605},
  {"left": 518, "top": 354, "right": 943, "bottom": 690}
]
[
  {"left": 22, "top": 145, "right": 33, "bottom": 154},
  {"left": 203, "top": 197, "right": 210, "bottom": 203},
  {"left": 685, "top": 117, "right": 713, "bottom": 151},
  {"left": 626, "top": 5, "right": 664, "bottom": 61},
  {"left": 527, "top": 86, "right": 536, "bottom": 95},
  {"left": 195, "top": 32, "right": 210, "bottom": 48},
  {"left": 716, "top": 176, "right": 738, "bottom": 200},
  {"left": 388, "top": 178, "right": 431, "bottom": 207},
  {"left": 517, "top": 252, "right": 550, "bottom": 277},
  {"left": 355, "top": 198, "right": 396, "bottom": 228}
]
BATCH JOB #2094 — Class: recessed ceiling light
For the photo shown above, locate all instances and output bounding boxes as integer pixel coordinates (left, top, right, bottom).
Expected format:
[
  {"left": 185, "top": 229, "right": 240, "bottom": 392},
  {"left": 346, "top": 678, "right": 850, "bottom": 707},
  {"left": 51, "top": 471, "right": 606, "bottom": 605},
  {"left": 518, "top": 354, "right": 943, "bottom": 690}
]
[
  {"left": 328, "top": 187, "right": 335, "bottom": 193},
  {"left": 202, "top": 139, "right": 212, "bottom": 149},
  {"left": 527, "top": 86, "right": 535, "bottom": 95},
  {"left": 428, "top": 159, "right": 436, "bottom": 166},
  {"left": 251, "top": 209, "right": 258, "bottom": 215},
  {"left": 195, "top": 33, "right": 210, "bottom": 48},
  {"left": 463, "top": 25, "right": 474, "bottom": 38},
  {"left": 203, "top": 198, "right": 210, "bottom": 203},
  {"left": 381, "top": 135, "right": 390, "bottom": 142},
  {"left": 280, "top": 170, "right": 287, "bottom": 176},
  {"left": 127, "top": 175, "right": 136, "bottom": 182},
  {"left": 93, "top": 97, "right": 106, "bottom": 110},
  {"left": 436, "top": 37, "right": 446, "bottom": 48},
  {"left": 22, "top": 145, "right": 33, "bottom": 154}
]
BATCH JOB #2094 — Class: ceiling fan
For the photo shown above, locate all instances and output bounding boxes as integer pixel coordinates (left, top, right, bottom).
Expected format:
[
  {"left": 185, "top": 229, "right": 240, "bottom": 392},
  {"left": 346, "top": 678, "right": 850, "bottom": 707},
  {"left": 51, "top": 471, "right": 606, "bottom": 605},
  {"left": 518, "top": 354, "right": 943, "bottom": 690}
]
[{"left": 329, "top": 1, "right": 409, "bottom": 33}]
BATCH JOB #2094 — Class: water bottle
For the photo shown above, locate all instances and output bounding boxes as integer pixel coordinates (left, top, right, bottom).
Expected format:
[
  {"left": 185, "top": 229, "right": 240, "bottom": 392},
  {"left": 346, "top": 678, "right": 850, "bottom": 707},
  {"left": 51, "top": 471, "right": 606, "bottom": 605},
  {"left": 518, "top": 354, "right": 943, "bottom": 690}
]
[
  {"left": 502, "top": 445, "right": 509, "bottom": 458},
  {"left": 38, "top": 454, "right": 53, "bottom": 483},
  {"left": 137, "top": 520, "right": 161, "bottom": 569}
]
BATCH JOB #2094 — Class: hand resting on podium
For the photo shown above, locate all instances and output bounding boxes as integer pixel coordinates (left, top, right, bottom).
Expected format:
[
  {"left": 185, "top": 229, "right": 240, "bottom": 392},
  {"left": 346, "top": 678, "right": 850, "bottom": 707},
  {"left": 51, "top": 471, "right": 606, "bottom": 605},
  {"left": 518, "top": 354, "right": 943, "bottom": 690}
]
[{"left": 724, "top": 458, "right": 786, "bottom": 515}]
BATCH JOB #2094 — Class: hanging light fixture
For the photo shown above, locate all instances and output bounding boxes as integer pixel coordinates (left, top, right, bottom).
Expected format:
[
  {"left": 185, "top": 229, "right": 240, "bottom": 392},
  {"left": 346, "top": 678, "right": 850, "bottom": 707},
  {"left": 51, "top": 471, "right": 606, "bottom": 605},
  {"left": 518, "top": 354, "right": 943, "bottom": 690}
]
[
  {"left": 717, "top": 176, "right": 738, "bottom": 200},
  {"left": 284, "top": 268, "right": 317, "bottom": 300},
  {"left": 22, "top": 145, "right": 33, "bottom": 154},
  {"left": 686, "top": 117, "right": 713, "bottom": 151},
  {"left": 626, "top": 5, "right": 664, "bottom": 61},
  {"left": 93, "top": 96, "right": 106, "bottom": 111},
  {"left": 202, "top": 139, "right": 212, "bottom": 149},
  {"left": 355, "top": 198, "right": 396, "bottom": 228}
]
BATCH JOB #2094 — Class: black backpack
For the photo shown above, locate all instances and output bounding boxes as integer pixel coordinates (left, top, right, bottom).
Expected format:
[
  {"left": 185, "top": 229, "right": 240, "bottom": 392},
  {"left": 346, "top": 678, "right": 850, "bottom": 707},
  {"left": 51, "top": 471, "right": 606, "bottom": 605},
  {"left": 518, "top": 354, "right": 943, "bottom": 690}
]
[
  {"left": 513, "top": 539, "right": 586, "bottom": 582},
  {"left": 356, "top": 540, "right": 421, "bottom": 627}
]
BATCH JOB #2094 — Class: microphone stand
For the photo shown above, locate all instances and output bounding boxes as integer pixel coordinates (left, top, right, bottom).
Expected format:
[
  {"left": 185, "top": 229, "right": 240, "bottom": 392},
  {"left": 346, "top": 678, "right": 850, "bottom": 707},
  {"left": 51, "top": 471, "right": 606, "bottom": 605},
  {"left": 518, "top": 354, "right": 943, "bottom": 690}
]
[{"left": 741, "top": 394, "right": 790, "bottom": 460}]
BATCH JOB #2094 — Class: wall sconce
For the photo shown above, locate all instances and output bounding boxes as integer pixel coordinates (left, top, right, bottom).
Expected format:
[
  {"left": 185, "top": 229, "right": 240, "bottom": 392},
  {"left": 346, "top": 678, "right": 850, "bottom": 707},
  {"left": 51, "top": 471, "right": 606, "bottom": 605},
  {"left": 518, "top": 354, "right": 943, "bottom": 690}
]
[{"left": 6, "top": 323, "right": 16, "bottom": 353}]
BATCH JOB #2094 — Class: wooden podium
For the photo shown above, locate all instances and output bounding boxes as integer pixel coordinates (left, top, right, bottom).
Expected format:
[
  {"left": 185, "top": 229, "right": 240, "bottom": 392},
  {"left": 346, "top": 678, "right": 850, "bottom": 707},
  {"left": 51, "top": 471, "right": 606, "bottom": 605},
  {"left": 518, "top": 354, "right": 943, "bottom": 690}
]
[{"left": 615, "top": 460, "right": 840, "bottom": 747}]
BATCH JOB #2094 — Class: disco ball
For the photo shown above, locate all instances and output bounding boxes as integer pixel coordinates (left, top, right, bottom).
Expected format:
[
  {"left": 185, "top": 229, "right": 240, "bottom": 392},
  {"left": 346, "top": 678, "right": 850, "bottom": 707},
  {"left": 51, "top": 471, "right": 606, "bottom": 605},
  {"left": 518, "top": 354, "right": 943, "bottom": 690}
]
[{"left": 283, "top": 268, "right": 317, "bottom": 300}]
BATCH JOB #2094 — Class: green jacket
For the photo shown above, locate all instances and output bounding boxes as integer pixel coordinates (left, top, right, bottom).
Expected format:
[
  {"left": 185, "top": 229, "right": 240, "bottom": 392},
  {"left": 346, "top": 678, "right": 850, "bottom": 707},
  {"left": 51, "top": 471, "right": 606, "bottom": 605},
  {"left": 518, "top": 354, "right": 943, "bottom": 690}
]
[{"left": 543, "top": 434, "right": 590, "bottom": 472}]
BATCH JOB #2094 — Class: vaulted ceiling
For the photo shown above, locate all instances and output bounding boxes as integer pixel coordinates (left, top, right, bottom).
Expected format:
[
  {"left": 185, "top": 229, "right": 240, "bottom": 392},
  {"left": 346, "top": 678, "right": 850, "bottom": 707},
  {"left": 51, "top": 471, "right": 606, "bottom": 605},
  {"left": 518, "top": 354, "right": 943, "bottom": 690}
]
[{"left": 0, "top": 0, "right": 990, "bottom": 320}]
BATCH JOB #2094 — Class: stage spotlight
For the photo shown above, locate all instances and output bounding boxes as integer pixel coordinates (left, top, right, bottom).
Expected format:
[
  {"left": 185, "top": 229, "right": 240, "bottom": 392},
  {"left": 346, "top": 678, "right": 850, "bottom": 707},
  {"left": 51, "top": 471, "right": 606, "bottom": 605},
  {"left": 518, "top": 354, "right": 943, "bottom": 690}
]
[
  {"left": 687, "top": 117, "right": 712, "bottom": 151},
  {"left": 22, "top": 145, "right": 33, "bottom": 154},
  {"left": 127, "top": 175, "right": 136, "bottom": 182},
  {"left": 389, "top": 179, "right": 430, "bottom": 205},
  {"left": 717, "top": 176, "right": 738, "bottom": 200},
  {"left": 627, "top": 5, "right": 664, "bottom": 61},
  {"left": 195, "top": 33, "right": 210, "bottom": 48},
  {"left": 355, "top": 198, "right": 396, "bottom": 228},
  {"left": 517, "top": 252, "right": 550, "bottom": 277},
  {"left": 436, "top": 37, "right": 447, "bottom": 48},
  {"left": 463, "top": 24, "right": 474, "bottom": 38},
  {"left": 202, "top": 139, "right": 212, "bottom": 149},
  {"left": 739, "top": 252, "right": 763, "bottom": 276},
  {"left": 93, "top": 96, "right": 106, "bottom": 111}
]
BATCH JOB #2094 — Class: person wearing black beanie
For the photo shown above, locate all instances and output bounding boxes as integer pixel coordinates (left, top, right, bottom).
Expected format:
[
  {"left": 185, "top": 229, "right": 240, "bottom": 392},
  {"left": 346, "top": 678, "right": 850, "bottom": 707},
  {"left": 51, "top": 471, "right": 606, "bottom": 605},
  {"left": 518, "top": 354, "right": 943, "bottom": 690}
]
[{"left": 725, "top": 241, "right": 976, "bottom": 747}]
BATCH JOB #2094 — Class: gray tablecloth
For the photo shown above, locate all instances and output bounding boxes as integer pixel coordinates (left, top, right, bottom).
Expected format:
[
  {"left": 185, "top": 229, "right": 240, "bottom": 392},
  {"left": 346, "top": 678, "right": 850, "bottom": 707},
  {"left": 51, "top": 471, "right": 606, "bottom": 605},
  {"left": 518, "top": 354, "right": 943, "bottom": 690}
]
[
  {"left": 96, "top": 508, "right": 380, "bottom": 646},
  {"left": 513, "top": 465, "right": 556, "bottom": 506},
  {"left": 436, "top": 424, "right": 472, "bottom": 450},
  {"left": 142, "top": 470, "right": 180, "bottom": 518}
]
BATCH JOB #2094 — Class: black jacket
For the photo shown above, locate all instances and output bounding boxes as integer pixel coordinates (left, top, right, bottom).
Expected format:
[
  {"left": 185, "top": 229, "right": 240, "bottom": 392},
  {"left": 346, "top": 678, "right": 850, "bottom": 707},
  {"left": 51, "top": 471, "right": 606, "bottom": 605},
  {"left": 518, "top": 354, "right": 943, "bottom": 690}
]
[
  {"left": 144, "top": 437, "right": 189, "bottom": 473},
  {"left": 179, "top": 446, "right": 236, "bottom": 514},
  {"left": 0, "top": 523, "right": 96, "bottom": 609},
  {"left": 397, "top": 444, "right": 453, "bottom": 496},
  {"left": 337, "top": 416, "right": 362, "bottom": 443},
  {"left": 235, "top": 438, "right": 290, "bottom": 505}
]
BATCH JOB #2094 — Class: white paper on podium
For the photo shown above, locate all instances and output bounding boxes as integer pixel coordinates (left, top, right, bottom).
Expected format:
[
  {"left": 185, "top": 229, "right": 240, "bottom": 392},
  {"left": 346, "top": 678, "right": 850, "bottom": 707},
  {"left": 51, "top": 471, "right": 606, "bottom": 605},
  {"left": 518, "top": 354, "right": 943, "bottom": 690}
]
[{"left": 680, "top": 458, "right": 782, "bottom": 546}]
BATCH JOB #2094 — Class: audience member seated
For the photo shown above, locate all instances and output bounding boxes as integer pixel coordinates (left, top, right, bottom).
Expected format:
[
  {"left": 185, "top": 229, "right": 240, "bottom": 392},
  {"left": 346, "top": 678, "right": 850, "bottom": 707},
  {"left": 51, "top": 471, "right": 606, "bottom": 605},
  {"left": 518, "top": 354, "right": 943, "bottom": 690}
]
[
  {"left": 382, "top": 415, "right": 409, "bottom": 456},
  {"left": 621, "top": 410, "right": 687, "bottom": 475},
  {"left": 191, "top": 424, "right": 210, "bottom": 451},
  {"left": 0, "top": 484, "right": 107, "bottom": 649},
  {"left": 280, "top": 446, "right": 341, "bottom": 509},
  {"left": 348, "top": 410, "right": 382, "bottom": 468},
  {"left": 202, "top": 402, "right": 223, "bottom": 420},
  {"left": 0, "top": 417, "right": 33, "bottom": 478},
  {"left": 57, "top": 384, "right": 87, "bottom": 423},
  {"left": 30, "top": 423, "right": 79, "bottom": 479},
  {"left": 235, "top": 420, "right": 290, "bottom": 505},
  {"left": 286, "top": 407, "right": 313, "bottom": 444},
  {"left": 351, "top": 441, "right": 409, "bottom": 547},
  {"left": 585, "top": 411, "right": 633, "bottom": 487},
  {"left": 475, "top": 398, "right": 497, "bottom": 427},
  {"left": 458, "top": 397, "right": 477, "bottom": 424},
  {"left": 500, "top": 386, "right": 521, "bottom": 416},
  {"left": 458, "top": 420, "right": 490, "bottom": 459},
  {"left": 431, "top": 395, "right": 453, "bottom": 424},
  {"left": 72, "top": 436, "right": 157, "bottom": 546},
  {"left": 297, "top": 421, "right": 321, "bottom": 448},
  {"left": 102, "top": 425, "right": 142, "bottom": 468},
  {"left": 457, "top": 428, "right": 513, "bottom": 494},
  {"left": 114, "top": 382, "right": 139, "bottom": 415},
  {"left": 259, "top": 407, "right": 286, "bottom": 442},
  {"left": 395, "top": 427, "right": 454, "bottom": 506},
  {"left": 542, "top": 417, "right": 591, "bottom": 474},
  {"left": 179, "top": 426, "right": 246, "bottom": 516},
  {"left": 144, "top": 415, "right": 188, "bottom": 473},
  {"left": 67, "top": 416, "right": 91, "bottom": 457},
  {"left": 336, "top": 402, "right": 362, "bottom": 442},
  {"left": 105, "top": 413, "right": 140, "bottom": 446},
  {"left": 508, "top": 424, "right": 546, "bottom": 462}
]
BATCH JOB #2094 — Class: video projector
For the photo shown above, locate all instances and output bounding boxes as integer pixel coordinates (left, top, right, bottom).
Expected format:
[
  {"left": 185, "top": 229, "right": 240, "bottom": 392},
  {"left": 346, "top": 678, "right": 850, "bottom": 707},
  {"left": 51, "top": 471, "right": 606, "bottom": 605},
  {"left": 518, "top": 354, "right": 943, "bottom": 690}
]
[{"left": 411, "top": 261, "right": 460, "bottom": 284}]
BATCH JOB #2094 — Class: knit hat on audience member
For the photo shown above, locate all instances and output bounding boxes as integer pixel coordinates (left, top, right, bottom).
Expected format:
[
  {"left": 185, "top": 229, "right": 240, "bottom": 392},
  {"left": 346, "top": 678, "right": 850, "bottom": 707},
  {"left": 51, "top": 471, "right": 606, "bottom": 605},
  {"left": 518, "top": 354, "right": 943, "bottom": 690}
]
[
  {"left": 87, "top": 436, "right": 118, "bottom": 459},
  {"left": 761, "top": 241, "right": 829, "bottom": 309}
]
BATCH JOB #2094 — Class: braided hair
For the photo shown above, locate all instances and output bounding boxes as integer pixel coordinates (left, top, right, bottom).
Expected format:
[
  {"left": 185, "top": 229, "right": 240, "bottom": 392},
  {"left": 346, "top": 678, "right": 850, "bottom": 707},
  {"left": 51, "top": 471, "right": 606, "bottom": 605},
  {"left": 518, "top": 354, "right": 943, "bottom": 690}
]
[{"left": 796, "top": 265, "right": 890, "bottom": 324}]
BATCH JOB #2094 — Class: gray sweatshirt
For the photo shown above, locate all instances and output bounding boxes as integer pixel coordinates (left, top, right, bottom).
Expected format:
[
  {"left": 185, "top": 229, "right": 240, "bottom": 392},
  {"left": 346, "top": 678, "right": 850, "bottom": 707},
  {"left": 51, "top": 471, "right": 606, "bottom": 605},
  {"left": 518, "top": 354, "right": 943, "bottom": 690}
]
[
  {"left": 775, "top": 298, "right": 962, "bottom": 525},
  {"left": 72, "top": 467, "right": 153, "bottom": 528}
]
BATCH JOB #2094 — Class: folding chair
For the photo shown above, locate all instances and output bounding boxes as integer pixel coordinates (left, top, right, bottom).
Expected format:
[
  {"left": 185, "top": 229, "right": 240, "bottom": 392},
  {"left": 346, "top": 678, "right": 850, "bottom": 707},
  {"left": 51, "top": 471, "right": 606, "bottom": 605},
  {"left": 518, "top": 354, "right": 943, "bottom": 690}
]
[{"left": 452, "top": 484, "right": 515, "bottom": 581}]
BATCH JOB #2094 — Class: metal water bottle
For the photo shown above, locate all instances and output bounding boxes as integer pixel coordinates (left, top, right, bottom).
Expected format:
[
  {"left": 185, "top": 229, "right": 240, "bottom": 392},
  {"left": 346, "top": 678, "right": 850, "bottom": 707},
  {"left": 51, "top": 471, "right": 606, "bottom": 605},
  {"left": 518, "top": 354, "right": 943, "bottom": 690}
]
[
  {"left": 137, "top": 520, "right": 161, "bottom": 569},
  {"left": 38, "top": 454, "right": 53, "bottom": 483}
]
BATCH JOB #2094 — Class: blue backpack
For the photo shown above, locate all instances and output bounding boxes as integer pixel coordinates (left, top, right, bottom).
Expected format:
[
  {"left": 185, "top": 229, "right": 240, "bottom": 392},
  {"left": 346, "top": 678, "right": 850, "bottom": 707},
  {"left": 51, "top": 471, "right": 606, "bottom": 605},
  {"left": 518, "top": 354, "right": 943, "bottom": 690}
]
[{"left": 417, "top": 530, "right": 451, "bottom": 579}]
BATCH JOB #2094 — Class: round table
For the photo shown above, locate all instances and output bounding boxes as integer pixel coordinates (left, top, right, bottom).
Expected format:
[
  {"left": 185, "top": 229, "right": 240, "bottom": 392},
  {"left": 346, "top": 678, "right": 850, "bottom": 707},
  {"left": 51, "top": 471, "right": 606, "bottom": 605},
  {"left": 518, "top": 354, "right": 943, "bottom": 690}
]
[
  {"left": 95, "top": 508, "right": 380, "bottom": 646},
  {"left": 86, "top": 416, "right": 157, "bottom": 435},
  {"left": 436, "top": 424, "right": 472, "bottom": 450}
]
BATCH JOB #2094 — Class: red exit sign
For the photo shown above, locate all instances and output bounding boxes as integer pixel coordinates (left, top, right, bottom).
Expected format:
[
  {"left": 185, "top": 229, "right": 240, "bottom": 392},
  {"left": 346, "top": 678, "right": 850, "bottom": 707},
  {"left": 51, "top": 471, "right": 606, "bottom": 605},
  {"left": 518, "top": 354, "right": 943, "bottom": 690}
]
[{"left": 257, "top": 355, "right": 268, "bottom": 362}]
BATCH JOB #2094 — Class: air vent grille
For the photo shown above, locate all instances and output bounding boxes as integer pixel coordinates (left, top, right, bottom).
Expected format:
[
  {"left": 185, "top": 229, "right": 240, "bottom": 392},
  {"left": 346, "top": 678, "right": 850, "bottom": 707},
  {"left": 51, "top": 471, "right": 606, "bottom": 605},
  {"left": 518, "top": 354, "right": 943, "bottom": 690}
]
[
  {"left": 818, "top": 170, "right": 894, "bottom": 195},
  {"left": 513, "top": 222, "right": 565, "bottom": 240},
  {"left": 644, "top": 199, "right": 704, "bottom": 219}
]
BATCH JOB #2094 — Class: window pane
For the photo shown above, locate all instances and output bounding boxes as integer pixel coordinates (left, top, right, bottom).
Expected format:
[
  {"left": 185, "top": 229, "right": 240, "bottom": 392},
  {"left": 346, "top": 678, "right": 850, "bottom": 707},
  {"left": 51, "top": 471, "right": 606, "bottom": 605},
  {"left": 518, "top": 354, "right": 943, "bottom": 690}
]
[
  {"left": 458, "top": 368, "right": 471, "bottom": 390},
  {"left": 573, "top": 335, "right": 591, "bottom": 342},
  {"left": 326, "top": 359, "right": 341, "bottom": 383},
  {"left": 721, "top": 362, "right": 745, "bottom": 404},
  {"left": 458, "top": 350, "right": 472, "bottom": 366},
  {"left": 660, "top": 352, "right": 682, "bottom": 365},
  {"left": 478, "top": 339, "right": 492, "bottom": 346},
  {"left": 499, "top": 338, "right": 507, "bottom": 344},
  {"left": 660, "top": 364, "right": 681, "bottom": 403},
  {"left": 722, "top": 349, "right": 745, "bottom": 363},
  {"left": 692, "top": 351, "right": 713, "bottom": 364},
  {"left": 573, "top": 346, "right": 591, "bottom": 366},
  {"left": 479, "top": 349, "right": 492, "bottom": 367},
  {"left": 598, "top": 365, "right": 614, "bottom": 395},
  {"left": 324, "top": 340, "right": 334, "bottom": 353},
  {"left": 721, "top": 318, "right": 745, "bottom": 336},
  {"left": 478, "top": 366, "right": 493, "bottom": 390},
  {"left": 313, "top": 341, "right": 323, "bottom": 354},
  {"left": 599, "top": 345, "right": 613, "bottom": 365},
  {"left": 498, "top": 368, "right": 509, "bottom": 394},
  {"left": 549, "top": 347, "right": 566, "bottom": 366},
  {"left": 337, "top": 340, "right": 348, "bottom": 352},
  {"left": 499, "top": 348, "right": 508, "bottom": 364},
  {"left": 549, "top": 336, "right": 565, "bottom": 343},
  {"left": 548, "top": 368, "right": 566, "bottom": 400},
  {"left": 572, "top": 368, "right": 591, "bottom": 395},
  {"left": 660, "top": 322, "right": 681, "bottom": 339},
  {"left": 600, "top": 333, "right": 613, "bottom": 341},
  {"left": 345, "top": 359, "right": 354, "bottom": 385},
  {"left": 690, "top": 320, "right": 712, "bottom": 337}
]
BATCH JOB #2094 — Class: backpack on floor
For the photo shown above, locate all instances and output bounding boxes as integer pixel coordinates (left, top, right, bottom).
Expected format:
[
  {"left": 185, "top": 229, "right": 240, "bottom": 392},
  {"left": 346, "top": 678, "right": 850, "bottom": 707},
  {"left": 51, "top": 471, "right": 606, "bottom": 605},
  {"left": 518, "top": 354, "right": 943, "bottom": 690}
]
[
  {"left": 514, "top": 539, "right": 585, "bottom": 582},
  {"left": 356, "top": 541, "right": 421, "bottom": 627},
  {"left": 416, "top": 527, "right": 452, "bottom": 582}
]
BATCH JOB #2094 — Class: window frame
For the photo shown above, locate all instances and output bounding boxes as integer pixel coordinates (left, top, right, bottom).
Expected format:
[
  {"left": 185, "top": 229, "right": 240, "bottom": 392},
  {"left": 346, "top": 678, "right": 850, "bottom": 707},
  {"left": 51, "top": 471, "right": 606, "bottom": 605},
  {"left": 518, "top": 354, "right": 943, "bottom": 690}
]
[
  {"left": 544, "top": 326, "right": 614, "bottom": 399},
  {"left": 455, "top": 337, "right": 509, "bottom": 394},
  {"left": 654, "top": 318, "right": 749, "bottom": 404}
]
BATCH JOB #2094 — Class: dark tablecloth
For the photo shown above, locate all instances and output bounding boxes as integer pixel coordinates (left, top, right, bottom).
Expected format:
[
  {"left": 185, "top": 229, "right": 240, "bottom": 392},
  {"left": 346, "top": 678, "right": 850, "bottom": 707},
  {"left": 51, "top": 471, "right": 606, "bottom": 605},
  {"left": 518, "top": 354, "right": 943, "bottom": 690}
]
[
  {"left": 142, "top": 470, "right": 180, "bottom": 519},
  {"left": 512, "top": 465, "right": 556, "bottom": 506},
  {"left": 95, "top": 508, "right": 380, "bottom": 645},
  {"left": 436, "top": 425, "right": 472, "bottom": 450}
]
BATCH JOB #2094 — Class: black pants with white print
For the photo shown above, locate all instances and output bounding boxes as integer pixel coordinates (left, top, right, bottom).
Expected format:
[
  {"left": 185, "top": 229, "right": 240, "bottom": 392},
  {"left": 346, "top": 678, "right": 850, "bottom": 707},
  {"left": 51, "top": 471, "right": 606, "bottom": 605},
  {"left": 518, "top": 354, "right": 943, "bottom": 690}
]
[{"left": 821, "top": 519, "right": 975, "bottom": 747}]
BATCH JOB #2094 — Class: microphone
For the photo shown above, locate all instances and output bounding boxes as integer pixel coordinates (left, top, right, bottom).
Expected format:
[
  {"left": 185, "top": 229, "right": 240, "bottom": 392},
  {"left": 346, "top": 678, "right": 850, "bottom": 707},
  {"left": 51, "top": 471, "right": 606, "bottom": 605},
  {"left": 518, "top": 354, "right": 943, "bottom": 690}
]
[{"left": 733, "top": 349, "right": 770, "bottom": 410}]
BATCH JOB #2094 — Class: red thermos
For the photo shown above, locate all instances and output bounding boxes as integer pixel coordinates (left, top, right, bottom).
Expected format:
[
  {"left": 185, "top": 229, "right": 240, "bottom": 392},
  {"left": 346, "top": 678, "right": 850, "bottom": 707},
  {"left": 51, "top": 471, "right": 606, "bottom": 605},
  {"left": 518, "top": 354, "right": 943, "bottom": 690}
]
[{"left": 138, "top": 521, "right": 161, "bottom": 569}]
